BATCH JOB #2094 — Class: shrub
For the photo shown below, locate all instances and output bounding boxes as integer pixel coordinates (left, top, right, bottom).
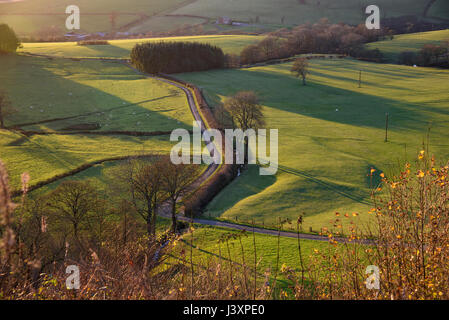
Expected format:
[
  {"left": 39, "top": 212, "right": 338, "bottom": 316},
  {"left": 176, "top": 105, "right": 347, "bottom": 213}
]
[
  {"left": 77, "top": 40, "right": 110, "bottom": 46},
  {"left": 398, "top": 51, "right": 419, "bottom": 65},
  {"left": 0, "top": 24, "right": 20, "bottom": 54}
]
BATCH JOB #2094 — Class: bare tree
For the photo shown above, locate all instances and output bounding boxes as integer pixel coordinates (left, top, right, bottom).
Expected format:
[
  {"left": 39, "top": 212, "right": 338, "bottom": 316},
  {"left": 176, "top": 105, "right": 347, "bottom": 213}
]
[
  {"left": 0, "top": 91, "right": 16, "bottom": 129},
  {"left": 224, "top": 91, "right": 265, "bottom": 132},
  {"left": 213, "top": 102, "right": 233, "bottom": 130},
  {"left": 160, "top": 158, "right": 200, "bottom": 233},
  {"left": 117, "top": 158, "right": 165, "bottom": 236},
  {"left": 224, "top": 91, "right": 265, "bottom": 165},
  {"left": 259, "top": 36, "right": 281, "bottom": 60},
  {"left": 46, "top": 181, "right": 101, "bottom": 248},
  {"left": 291, "top": 57, "right": 309, "bottom": 85}
]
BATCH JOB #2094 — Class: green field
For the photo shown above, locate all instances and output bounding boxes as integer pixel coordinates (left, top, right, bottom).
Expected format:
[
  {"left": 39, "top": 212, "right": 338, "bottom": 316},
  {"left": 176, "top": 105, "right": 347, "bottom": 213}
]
[
  {"left": 0, "top": 54, "right": 197, "bottom": 189},
  {"left": 367, "top": 29, "right": 449, "bottom": 63},
  {"left": 2, "top": 0, "right": 441, "bottom": 37},
  {"left": 166, "top": 224, "right": 366, "bottom": 290},
  {"left": 19, "top": 35, "right": 262, "bottom": 58},
  {"left": 177, "top": 58, "right": 449, "bottom": 232},
  {"left": 1, "top": 55, "right": 194, "bottom": 131},
  {"left": 0, "top": 0, "right": 186, "bottom": 35},
  {"left": 171, "top": 225, "right": 331, "bottom": 280},
  {"left": 172, "top": 0, "right": 429, "bottom": 26},
  {"left": 427, "top": 0, "right": 449, "bottom": 21}
]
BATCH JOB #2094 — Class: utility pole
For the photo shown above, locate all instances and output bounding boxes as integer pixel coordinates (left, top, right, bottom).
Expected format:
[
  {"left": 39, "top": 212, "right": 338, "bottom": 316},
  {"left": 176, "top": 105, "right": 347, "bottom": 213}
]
[
  {"left": 385, "top": 112, "right": 389, "bottom": 142},
  {"left": 358, "top": 70, "right": 362, "bottom": 88}
]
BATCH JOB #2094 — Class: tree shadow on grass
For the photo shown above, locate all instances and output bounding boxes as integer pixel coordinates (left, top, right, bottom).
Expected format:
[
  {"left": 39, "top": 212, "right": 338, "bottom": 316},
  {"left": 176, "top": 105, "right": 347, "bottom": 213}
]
[
  {"left": 181, "top": 66, "right": 449, "bottom": 132},
  {"left": 205, "top": 165, "right": 277, "bottom": 217},
  {"left": 1, "top": 55, "right": 191, "bottom": 132},
  {"left": 0, "top": 54, "right": 194, "bottom": 187}
]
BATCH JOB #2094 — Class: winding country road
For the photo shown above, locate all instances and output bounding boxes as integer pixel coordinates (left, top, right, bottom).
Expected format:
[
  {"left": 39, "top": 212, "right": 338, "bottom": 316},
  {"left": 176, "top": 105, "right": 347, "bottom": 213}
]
[
  {"left": 125, "top": 63, "right": 362, "bottom": 244},
  {"left": 15, "top": 52, "right": 351, "bottom": 243}
]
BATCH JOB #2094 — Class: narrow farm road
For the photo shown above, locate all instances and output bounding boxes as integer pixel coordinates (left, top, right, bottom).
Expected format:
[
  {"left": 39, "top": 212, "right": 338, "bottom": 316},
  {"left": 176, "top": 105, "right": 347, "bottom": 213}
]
[
  {"left": 124, "top": 63, "right": 365, "bottom": 244},
  {"left": 16, "top": 52, "right": 362, "bottom": 243}
]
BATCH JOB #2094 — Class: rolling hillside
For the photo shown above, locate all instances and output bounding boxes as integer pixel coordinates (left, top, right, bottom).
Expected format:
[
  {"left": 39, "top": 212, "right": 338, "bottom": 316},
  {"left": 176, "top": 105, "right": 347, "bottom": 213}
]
[
  {"left": 177, "top": 58, "right": 449, "bottom": 232},
  {"left": 1, "top": 0, "right": 444, "bottom": 36},
  {"left": 366, "top": 29, "right": 449, "bottom": 63},
  {"left": 0, "top": 55, "right": 195, "bottom": 189}
]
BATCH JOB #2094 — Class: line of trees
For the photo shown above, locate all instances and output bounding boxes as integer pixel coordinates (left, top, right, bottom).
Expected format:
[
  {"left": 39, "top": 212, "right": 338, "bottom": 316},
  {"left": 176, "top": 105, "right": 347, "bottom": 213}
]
[
  {"left": 0, "top": 155, "right": 200, "bottom": 272},
  {"left": 238, "top": 19, "right": 385, "bottom": 65},
  {"left": 398, "top": 41, "right": 449, "bottom": 67},
  {"left": 131, "top": 41, "right": 225, "bottom": 74}
]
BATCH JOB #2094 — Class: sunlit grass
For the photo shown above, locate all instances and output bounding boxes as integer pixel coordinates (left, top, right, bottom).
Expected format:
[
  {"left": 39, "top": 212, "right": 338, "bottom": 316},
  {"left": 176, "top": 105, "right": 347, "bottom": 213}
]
[
  {"left": 367, "top": 29, "right": 449, "bottom": 63},
  {"left": 177, "top": 58, "right": 449, "bottom": 232},
  {"left": 19, "top": 35, "right": 263, "bottom": 58}
]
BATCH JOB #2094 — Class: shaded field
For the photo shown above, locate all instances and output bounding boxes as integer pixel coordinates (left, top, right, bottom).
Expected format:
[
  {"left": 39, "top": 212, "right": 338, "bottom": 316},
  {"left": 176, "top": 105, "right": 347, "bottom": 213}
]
[
  {"left": 366, "top": 29, "right": 449, "bottom": 63},
  {"left": 0, "top": 55, "right": 194, "bottom": 132},
  {"left": 177, "top": 58, "right": 449, "bottom": 232},
  {"left": 0, "top": 54, "right": 197, "bottom": 189}
]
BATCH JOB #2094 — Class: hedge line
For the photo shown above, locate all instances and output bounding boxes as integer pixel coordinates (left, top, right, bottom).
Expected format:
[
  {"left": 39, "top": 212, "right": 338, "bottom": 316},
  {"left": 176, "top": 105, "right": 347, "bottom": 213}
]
[
  {"left": 11, "top": 154, "right": 156, "bottom": 198},
  {"left": 15, "top": 129, "right": 191, "bottom": 137},
  {"left": 159, "top": 74, "right": 237, "bottom": 217}
]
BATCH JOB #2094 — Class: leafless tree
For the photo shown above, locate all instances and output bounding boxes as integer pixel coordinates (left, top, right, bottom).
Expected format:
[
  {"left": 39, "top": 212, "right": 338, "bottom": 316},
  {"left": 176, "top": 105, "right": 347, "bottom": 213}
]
[
  {"left": 224, "top": 91, "right": 265, "bottom": 132},
  {"left": 116, "top": 158, "right": 165, "bottom": 236},
  {"left": 46, "top": 181, "right": 101, "bottom": 247},
  {"left": 160, "top": 158, "right": 200, "bottom": 233},
  {"left": 224, "top": 91, "right": 265, "bottom": 165}
]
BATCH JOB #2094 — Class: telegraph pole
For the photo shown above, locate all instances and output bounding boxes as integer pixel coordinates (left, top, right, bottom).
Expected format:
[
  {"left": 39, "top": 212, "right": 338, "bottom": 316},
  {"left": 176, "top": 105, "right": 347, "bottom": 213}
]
[{"left": 385, "top": 112, "right": 389, "bottom": 142}]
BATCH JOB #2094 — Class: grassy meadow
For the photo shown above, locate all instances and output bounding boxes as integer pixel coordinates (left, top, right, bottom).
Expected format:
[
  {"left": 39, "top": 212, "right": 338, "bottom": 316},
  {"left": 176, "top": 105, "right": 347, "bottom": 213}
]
[
  {"left": 1, "top": 55, "right": 194, "bottom": 131},
  {"left": 172, "top": 0, "right": 429, "bottom": 25},
  {"left": 166, "top": 224, "right": 366, "bottom": 289},
  {"left": 0, "top": 54, "right": 198, "bottom": 190},
  {"left": 177, "top": 58, "right": 449, "bottom": 232},
  {"left": 18, "top": 35, "right": 263, "bottom": 58},
  {"left": 367, "top": 29, "right": 449, "bottom": 63},
  {"left": 1, "top": 0, "right": 438, "bottom": 37},
  {"left": 0, "top": 0, "right": 186, "bottom": 35},
  {"left": 171, "top": 225, "right": 315, "bottom": 283}
]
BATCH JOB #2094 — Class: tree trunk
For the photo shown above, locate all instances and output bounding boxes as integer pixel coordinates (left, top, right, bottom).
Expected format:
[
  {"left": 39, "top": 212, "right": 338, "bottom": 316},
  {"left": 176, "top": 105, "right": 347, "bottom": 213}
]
[
  {"left": 146, "top": 216, "right": 152, "bottom": 235},
  {"left": 171, "top": 198, "right": 177, "bottom": 233},
  {"left": 151, "top": 203, "right": 157, "bottom": 237},
  {"left": 302, "top": 76, "right": 306, "bottom": 86}
]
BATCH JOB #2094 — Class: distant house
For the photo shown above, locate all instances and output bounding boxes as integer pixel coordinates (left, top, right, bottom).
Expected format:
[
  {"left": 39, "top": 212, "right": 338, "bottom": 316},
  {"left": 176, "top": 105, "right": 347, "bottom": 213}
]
[
  {"left": 216, "top": 16, "right": 232, "bottom": 25},
  {"left": 64, "top": 32, "right": 89, "bottom": 40}
]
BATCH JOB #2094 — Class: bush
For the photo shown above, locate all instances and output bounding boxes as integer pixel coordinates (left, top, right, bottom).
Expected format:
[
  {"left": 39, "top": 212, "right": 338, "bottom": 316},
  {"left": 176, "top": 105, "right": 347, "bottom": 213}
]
[
  {"left": 184, "top": 164, "right": 236, "bottom": 217},
  {"left": 131, "top": 41, "right": 225, "bottom": 74},
  {"left": 0, "top": 24, "right": 20, "bottom": 54},
  {"left": 398, "top": 51, "right": 419, "bottom": 65},
  {"left": 77, "top": 40, "right": 110, "bottom": 46}
]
